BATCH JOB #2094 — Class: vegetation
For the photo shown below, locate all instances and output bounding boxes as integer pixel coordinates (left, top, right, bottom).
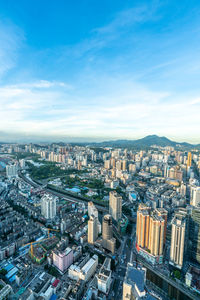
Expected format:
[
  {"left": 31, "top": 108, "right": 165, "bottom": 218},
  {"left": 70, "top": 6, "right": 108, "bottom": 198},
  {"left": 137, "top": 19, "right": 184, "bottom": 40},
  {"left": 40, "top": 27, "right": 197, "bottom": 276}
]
[
  {"left": 174, "top": 270, "right": 181, "bottom": 280},
  {"left": 0, "top": 269, "right": 7, "bottom": 276}
]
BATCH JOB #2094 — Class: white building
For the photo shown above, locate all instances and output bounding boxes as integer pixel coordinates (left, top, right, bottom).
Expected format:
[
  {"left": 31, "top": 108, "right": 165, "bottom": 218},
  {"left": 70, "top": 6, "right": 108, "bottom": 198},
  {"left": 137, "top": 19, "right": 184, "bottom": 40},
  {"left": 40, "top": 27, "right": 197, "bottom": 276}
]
[
  {"left": 6, "top": 163, "right": 18, "bottom": 179},
  {"left": 19, "top": 159, "right": 26, "bottom": 169},
  {"left": 68, "top": 255, "right": 98, "bottom": 282},
  {"left": 190, "top": 186, "right": 200, "bottom": 207},
  {"left": 41, "top": 194, "right": 56, "bottom": 219},
  {"left": 97, "top": 258, "right": 112, "bottom": 294},
  {"left": 170, "top": 211, "right": 186, "bottom": 269}
]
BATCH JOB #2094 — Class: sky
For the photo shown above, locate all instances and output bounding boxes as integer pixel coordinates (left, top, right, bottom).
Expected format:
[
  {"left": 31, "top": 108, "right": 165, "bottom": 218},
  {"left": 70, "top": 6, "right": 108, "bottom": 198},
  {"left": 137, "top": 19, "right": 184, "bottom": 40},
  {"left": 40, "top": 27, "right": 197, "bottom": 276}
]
[{"left": 0, "top": 0, "right": 200, "bottom": 143}]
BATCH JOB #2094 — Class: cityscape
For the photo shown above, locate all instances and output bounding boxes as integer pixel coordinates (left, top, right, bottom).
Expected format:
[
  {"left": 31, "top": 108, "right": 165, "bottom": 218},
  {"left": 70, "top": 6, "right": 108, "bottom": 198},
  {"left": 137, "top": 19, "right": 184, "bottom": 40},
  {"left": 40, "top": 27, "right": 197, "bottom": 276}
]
[
  {"left": 0, "top": 140, "right": 200, "bottom": 299},
  {"left": 1, "top": 1, "right": 200, "bottom": 299}
]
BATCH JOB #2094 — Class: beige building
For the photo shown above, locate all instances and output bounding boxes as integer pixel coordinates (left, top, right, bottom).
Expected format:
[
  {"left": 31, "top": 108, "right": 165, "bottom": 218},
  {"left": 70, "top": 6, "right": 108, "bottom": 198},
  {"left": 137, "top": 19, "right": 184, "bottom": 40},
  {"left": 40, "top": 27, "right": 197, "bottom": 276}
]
[
  {"left": 136, "top": 205, "right": 167, "bottom": 257},
  {"left": 109, "top": 191, "right": 122, "bottom": 222}
]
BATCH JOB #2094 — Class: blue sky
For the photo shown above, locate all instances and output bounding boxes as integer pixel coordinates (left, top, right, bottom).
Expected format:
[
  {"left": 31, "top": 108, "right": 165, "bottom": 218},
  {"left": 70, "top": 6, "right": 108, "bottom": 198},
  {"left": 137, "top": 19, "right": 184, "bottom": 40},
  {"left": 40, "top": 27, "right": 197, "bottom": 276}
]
[{"left": 0, "top": 0, "right": 200, "bottom": 142}]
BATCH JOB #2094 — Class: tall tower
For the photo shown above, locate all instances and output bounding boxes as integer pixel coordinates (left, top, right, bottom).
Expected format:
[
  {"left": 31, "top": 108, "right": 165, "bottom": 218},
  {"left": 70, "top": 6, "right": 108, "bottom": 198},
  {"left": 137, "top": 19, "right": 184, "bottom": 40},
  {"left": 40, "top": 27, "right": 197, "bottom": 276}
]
[
  {"left": 170, "top": 211, "right": 186, "bottom": 269},
  {"left": 102, "top": 215, "right": 113, "bottom": 241},
  {"left": 41, "top": 194, "right": 56, "bottom": 219},
  {"left": 187, "top": 152, "right": 192, "bottom": 168},
  {"left": 88, "top": 215, "right": 98, "bottom": 244},
  {"left": 102, "top": 214, "right": 116, "bottom": 253},
  {"left": 136, "top": 205, "right": 167, "bottom": 257},
  {"left": 109, "top": 191, "right": 122, "bottom": 221}
]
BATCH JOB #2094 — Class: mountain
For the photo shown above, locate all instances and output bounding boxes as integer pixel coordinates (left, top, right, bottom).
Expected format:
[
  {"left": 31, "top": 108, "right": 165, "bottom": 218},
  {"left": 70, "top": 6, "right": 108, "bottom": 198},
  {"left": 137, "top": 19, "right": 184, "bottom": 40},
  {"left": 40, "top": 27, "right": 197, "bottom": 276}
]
[{"left": 86, "top": 135, "right": 200, "bottom": 149}]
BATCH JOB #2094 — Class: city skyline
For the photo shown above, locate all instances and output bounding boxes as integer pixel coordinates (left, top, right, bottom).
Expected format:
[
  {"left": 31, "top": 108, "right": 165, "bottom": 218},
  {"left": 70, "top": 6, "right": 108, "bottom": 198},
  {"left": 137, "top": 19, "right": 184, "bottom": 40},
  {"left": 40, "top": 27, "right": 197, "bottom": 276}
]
[{"left": 1, "top": 1, "right": 200, "bottom": 142}]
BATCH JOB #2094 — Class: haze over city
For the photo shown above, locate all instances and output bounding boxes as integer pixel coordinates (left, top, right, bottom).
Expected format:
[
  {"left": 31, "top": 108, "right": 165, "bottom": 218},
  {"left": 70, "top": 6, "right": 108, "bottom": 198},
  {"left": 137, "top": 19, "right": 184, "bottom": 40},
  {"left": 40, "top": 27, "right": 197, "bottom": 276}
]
[{"left": 0, "top": 0, "right": 200, "bottom": 142}]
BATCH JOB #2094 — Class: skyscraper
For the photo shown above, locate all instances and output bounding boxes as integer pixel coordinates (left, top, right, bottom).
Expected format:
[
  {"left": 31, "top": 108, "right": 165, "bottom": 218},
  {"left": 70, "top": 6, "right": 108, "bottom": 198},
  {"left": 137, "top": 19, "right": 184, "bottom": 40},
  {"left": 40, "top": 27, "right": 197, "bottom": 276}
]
[
  {"left": 41, "top": 194, "right": 56, "bottom": 219},
  {"left": 88, "top": 215, "right": 98, "bottom": 244},
  {"left": 190, "top": 186, "right": 200, "bottom": 207},
  {"left": 187, "top": 152, "right": 192, "bottom": 168},
  {"left": 189, "top": 208, "right": 200, "bottom": 263},
  {"left": 102, "top": 214, "right": 116, "bottom": 253},
  {"left": 136, "top": 205, "right": 167, "bottom": 261},
  {"left": 109, "top": 191, "right": 122, "bottom": 222},
  {"left": 170, "top": 211, "right": 186, "bottom": 269}
]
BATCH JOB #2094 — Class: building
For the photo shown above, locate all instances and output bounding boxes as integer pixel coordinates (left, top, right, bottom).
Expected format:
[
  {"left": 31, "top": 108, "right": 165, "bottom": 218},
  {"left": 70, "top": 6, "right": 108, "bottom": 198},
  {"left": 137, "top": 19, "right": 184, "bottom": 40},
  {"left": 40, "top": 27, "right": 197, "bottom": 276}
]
[
  {"left": 0, "top": 280, "right": 13, "bottom": 299},
  {"left": 102, "top": 214, "right": 116, "bottom": 254},
  {"left": 97, "top": 257, "right": 112, "bottom": 294},
  {"left": 19, "top": 159, "right": 26, "bottom": 169},
  {"left": 109, "top": 191, "right": 122, "bottom": 222},
  {"left": 88, "top": 202, "right": 98, "bottom": 218},
  {"left": 189, "top": 208, "right": 200, "bottom": 263},
  {"left": 41, "top": 194, "right": 56, "bottom": 219},
  {"left": 53, "top": 247, "right": 73, "bottom": 272},
  {"left": 190, "top": 186, "right": 200, "bottom": 207},
  {"left": 88, "top": 215, "right": 98, "bottom": 244},
  {"left": 6, "top": 163, "right": 18, "bottom": 179},
  {"left": 68, "top": 255, "right": 98, "bottom": 282},
  {"left": 170, "top": 211, "right": 187, "bottom": 269},
  {"left": 136, "top": 205, "right": 167, "bottom": 264},
  {"left": 123, "top": 263, "right": 146, "bottom": 299},
  {"left": 187, "top": 152, "right": 192, "bottom": 168}
]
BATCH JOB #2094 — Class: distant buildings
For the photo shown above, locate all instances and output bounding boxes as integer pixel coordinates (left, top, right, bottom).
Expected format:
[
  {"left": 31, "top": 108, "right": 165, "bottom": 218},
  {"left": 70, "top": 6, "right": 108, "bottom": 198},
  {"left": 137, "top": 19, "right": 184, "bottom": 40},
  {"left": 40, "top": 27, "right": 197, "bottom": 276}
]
[
  {"left": 170, "top": 210, "right": 187, "bottom": 269},
  {"left": 53, "top": 247, "right": 73, "bottom": 272},
  {"left": 102, "top": 214, "right": 116, "bottom": 254},
  {"left": 109, "top": 191, "right": 122, "bottom": 222},
  {"left": 41, "top": 194, "right": 56, "bottom": 219}
]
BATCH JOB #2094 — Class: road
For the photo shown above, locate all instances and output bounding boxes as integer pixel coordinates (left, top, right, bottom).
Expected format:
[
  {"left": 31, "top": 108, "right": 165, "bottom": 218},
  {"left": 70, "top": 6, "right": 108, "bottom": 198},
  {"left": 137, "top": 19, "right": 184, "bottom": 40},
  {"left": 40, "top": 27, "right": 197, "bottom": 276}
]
[{"left": 19, "top": 172, "right": 108, "bottom": 214}]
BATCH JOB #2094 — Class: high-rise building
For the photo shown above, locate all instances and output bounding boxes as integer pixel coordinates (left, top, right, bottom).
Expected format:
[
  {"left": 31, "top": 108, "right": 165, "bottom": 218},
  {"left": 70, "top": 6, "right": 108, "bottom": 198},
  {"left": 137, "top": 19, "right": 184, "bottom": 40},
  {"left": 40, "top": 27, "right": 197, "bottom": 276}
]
[
  {"left": 6, "top": 163, "right": 18, "bottom": 179},
  {"left": 136, "top": 205, "right": 167, "bottom": 262},
  {"left": 53, "top": 247, "right": 73, "bottom": 272},
  {"left": 88, "top": 215, "right": 98, "bottom": 244},
  {"left": 41, "top": 194, "right": 56, "bottom": 219},
  {"left": 102, "top": 214, "right": 116, "bottom": 254},
  {"left": 148, "top": 210, "right": 165, "bottom": 256},
  {"left": 189, "top": 208, "right": 200, "bottom": 263},
  {"left": 170, "top": 211, "right": 186, "bottom": 269},
  {"left": 187, "top": 152, "right": 192, "bottom": 168},
  {"left": 109, "top": 191, "right": 122, "bottom": 222},
  {"left": 190, "top": 186, "right": 200, "bottom": 207}
]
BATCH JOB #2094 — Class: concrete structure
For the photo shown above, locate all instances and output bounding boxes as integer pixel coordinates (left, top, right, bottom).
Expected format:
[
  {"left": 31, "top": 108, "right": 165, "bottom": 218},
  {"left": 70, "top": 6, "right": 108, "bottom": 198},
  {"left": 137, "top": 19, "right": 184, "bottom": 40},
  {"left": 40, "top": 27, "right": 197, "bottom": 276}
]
[
  {"left": 53, "top": 247, "right": 73, "bottom": 272},
  {"left": 97, "top": 258, "right": 112, "bottom": 294},
  {"left": 123, "top": 263, "right": 146, "bottom": 299},
  {"left": 136, "top": 204, "right": 167, "bottom": 263},
  {"left": 170, "top": 211, "right": 186, "bottom": 269},
  {"left": 88, "top": 215, "right": 98, "bottom": 244},
  {"left": 189, "top": 208, "right": 200, "bottom": 263},
  {"left": 0, "top": 281, "right": 13, "bottom": 299},
  {"left": 68, "top": 255, "right": 98, "bottom": 282},
  {"left": 190, "top": 186, "right": 200, "bottom": 207},
  {"left": 102, "top": 214, "right": 116, "bottom": 253},
  {"left": 88, "top": 202, "right": 98, "bottom": 218},
  {"left": 109, "top": 191, "right": 122, "bottom": 221},
  {"left": 41, "top": 193, "right": 56, "bottom": 219},
  {"left": 6, "top": 163, "right": 18, "bottom": 179}
]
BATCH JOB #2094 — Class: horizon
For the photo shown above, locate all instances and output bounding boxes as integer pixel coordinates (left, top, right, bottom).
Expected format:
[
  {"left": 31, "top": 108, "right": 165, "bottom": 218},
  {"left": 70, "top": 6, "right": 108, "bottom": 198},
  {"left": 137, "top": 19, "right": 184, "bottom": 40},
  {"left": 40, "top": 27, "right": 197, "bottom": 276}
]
[
  {"left": 1, "top": 1, "right": 200, "bottom": 142},
  {"left": 0, "top": 133, "right": 199, "bottom": 145}
]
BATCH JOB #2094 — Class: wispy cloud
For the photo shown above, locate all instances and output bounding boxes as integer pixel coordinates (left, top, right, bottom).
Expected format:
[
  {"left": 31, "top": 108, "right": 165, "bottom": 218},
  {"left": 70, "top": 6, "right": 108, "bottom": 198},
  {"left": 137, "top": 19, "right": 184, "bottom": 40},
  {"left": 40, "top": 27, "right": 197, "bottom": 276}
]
[{"left": 0, "top": 20, "right": 24, "bottom": 78}]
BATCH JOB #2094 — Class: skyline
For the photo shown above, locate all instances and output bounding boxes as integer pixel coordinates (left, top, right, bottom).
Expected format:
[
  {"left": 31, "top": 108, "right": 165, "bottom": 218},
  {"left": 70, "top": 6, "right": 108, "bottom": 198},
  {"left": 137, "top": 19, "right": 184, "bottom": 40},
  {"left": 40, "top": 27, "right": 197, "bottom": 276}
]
[{"left": 1, "top": 1, "right": 200, "bottom": 142}]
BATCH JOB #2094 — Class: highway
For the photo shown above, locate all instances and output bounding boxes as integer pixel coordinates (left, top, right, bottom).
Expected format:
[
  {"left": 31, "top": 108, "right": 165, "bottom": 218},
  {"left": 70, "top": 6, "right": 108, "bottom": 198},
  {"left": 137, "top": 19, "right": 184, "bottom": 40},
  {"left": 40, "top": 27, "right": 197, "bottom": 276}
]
[{"left": 19, "top": 172, "right": 108, "bottom": 214}]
